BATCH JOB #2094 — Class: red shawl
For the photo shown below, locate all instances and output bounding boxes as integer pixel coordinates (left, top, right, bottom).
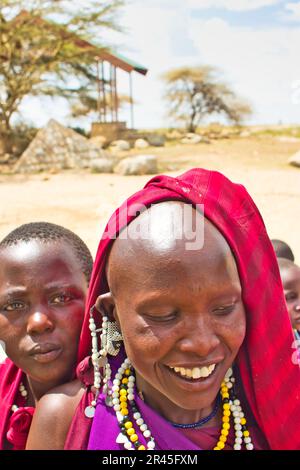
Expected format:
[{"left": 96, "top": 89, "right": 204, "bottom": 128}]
[
  {"left": 0, "top": 359, "right": 34, "bottom": 450},
  {"left": 76, "top": 168, "right": 300, "bottom": 450}
]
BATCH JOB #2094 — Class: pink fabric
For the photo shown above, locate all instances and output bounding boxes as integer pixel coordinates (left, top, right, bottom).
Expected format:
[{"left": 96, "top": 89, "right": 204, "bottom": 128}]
[
  {"left": 0, "top": 359, "right": 33, "bottom": 450},
  {"left": 76, "top": 168, "right": 300, "bottom": 450},
  {"left": 64, "top": 357, "right": 94, "bottom": 450},
  {"left": 6, "top": 407, "right": 35, "bottom": 450}
]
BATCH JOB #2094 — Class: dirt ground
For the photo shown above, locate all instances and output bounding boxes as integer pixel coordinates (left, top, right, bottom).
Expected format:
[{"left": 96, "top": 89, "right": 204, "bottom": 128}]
[{"left": 0, "top": 134, "right": 299, "bottom": 261}]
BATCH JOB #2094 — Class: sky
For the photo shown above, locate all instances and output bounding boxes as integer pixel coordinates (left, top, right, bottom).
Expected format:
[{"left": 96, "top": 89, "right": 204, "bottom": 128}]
[{"left": 19, "top": 0, "right": 300, "bottom": 130}]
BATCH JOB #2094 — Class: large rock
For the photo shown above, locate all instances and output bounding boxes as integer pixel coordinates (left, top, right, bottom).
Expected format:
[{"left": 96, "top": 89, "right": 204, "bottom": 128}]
[
  {"left": 181, "top": 133, "right": 203, "bottom": 145},
  {"left": 14, "top": 119, "right": 108, "bottom": 173},
  {"left": 110, "top": 139, "right": 131, "bottom": 151},
  {"left": 288, "top": 150, "right": 300, "bottom": 168},
  {"left": 114, "top": 155, "right": 158, "bottom": 176},
  {"left": 166, "top": 130, "right": 183, "bottom": 140},
  {"left": 89, "top": 135, "right": 107, "bottom": 148},
  {"left": 146, "top": 134, "right": 166, "bottom": 147},
  {"left": 90, "top": 158, "right": 114, "bottom": 173},
  {"left": 134, "top": 138, "right": 149, "bottom": 149}
]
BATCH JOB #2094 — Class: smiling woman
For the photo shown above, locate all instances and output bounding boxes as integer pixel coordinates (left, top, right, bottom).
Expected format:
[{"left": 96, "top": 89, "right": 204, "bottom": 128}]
[
  {"left": 0, "top": 222, "right": 93, "bottom": 450},
  {"left": 27, "top": 168, "right": 300, "bottom": 450}
]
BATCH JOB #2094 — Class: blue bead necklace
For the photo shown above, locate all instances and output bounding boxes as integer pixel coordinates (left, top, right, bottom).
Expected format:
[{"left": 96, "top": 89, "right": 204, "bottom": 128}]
[{"left": 169, "top": 394, "right": 221, "bottom": 429}]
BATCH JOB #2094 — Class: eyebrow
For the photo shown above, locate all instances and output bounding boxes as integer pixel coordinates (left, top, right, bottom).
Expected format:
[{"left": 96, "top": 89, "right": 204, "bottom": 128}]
[
  {"left": 0, "top": 287, "right": 27, "bottom": 297},
  {"left": 0, "top": 283, "right": 82, "bottom": 300},
  {"left": 135, "top": 287, "right": 242, "bottom": 310},
  {"left": 0, "top": 288, "right": 28, "bottom": 305},
  {"left": 283, "top": 281, "right": 300, "bottom": 289},
  {"left": 43, "top": 283, "right": 84, "bottom": 293}
]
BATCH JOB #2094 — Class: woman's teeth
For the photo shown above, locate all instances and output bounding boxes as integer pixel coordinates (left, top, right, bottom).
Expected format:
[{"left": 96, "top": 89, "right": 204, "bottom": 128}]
[{"left": 169, "top": 364, "right": 216, "bottom": 379}]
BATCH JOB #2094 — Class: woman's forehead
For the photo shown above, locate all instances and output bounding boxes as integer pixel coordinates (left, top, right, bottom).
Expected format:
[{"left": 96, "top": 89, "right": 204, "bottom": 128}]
[{"left": 107, "top": 203, "right": 238, "bottom": 294}]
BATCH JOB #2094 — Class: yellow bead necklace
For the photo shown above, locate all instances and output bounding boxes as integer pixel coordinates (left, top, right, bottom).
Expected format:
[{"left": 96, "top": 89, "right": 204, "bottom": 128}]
[{"left": 112, "top": 360, "right": 254, "bottom": 451}]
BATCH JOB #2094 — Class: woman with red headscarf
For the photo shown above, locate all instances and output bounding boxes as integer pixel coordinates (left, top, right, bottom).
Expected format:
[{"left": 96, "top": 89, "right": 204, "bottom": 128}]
[{"left": 27, "top": 168, "right": 300, "bottom": 450}]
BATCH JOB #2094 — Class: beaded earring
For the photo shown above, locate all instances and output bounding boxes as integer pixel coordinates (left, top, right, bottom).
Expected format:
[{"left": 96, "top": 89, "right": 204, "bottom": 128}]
[{"left": 85, "top": 306, "right": 123, "bottom": 418}]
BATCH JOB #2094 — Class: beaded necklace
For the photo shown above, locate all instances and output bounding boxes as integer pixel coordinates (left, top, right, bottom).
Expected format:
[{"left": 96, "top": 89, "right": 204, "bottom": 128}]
[
  {"left": 11, "top": 382, "right": 28, "bottom": 413},
  {"left": 112, "top": 358, "right": 254, "bottom": 451},
  {"left": 169, "top": 394, "right": 221, "bottom": 429}
]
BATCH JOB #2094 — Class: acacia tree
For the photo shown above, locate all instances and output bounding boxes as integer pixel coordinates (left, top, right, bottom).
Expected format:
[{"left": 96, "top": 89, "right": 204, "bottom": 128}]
[
  {"left": 0, "top": 0, "right": 125, "bottom": 152},
  {"left": 162, "top": 66, "right": 252, "bottom": 132}
]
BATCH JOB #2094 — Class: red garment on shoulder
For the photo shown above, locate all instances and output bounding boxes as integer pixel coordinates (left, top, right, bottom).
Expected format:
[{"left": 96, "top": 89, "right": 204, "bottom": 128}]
[
  {"left": 71, "top": 168, "right": 300, "bottom": 450},
  {"left": 64, "top": 357, "right": 94, "bottom": 450},
  {"left": 0, "top": 359, "right": 34, "bottom": 450}
]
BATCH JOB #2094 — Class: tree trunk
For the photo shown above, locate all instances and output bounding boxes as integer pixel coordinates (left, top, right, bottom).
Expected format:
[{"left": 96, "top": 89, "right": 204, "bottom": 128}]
[
  {"left": 0, "top": 115, "right": 13, "bottom": 155},
  {"left": 188, "top": 109, "right": 197, "bottom": 132}
]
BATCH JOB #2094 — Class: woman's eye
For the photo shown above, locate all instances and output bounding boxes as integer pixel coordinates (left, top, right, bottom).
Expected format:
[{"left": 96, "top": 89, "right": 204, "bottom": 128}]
[
  {"left": 214, "top": 304, "right": 236, "bottom": 315},
  {"left": 3, "top": 302, "right": 25, "bottom": 312},
  {"left": 51, "top": 294, "right": 72, "bottom": 304},
  {"left": 285, "top": 292, "right": 297, "bottom": 302},
  {"left": 144, "top": 312, "right": 178, "bottom": 322}
]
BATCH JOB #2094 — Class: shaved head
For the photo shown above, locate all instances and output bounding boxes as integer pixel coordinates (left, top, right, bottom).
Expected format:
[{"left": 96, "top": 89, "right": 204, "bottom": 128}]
[{"left": 106, "top": 201, "right": 234, "bottom": 296}]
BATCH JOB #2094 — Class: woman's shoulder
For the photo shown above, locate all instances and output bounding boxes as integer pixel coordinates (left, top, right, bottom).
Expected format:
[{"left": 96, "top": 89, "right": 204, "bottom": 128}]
[{"left": 26, "top": 379, "right": 85, "bottom": 450}]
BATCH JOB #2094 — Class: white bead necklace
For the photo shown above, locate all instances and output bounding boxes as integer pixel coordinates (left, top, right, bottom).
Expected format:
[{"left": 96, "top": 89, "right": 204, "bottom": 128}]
[
  {"left": 113, "top": 358, "right": 156, "bottom": 450},
  {"left": 11, "top": 382, "right": 28, "bottom": 413},
  {"left": 112, "top": 361, "right": 254, "bottom": 451}
]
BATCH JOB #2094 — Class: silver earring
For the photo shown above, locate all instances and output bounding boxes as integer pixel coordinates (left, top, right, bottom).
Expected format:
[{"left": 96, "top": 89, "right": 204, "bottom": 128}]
[
  {"left": 101, "top": 316, "right": 123, "bottom": 406},
  {"left": 85, "top": 306, "right": 104, "bottom": 418},
  {"left": 85, "top": 307, "right": 123, "bottom": 417},
  {"left": 102, "top": 318, "right": 123, "bottom": 357}
]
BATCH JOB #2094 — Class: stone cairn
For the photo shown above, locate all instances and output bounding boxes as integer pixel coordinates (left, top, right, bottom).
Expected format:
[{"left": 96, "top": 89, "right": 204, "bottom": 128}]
[{"left": 14, "top": 119, "right": 108, "bottom": 173}]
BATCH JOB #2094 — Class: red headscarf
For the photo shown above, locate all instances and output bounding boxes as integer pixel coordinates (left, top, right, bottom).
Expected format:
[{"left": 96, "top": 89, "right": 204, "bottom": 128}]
[{"left": 78, "top": 168, "right": 300, "bottom": 450}]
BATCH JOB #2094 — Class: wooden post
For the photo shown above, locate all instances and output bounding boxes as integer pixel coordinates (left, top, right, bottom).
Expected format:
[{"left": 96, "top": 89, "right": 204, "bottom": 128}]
[
  {"left": 110, "top": 63, "right": 115, "bottom": 122},
  {"left": 96, "top": 57, "right": 102, "bottom": 122},
  {"left": 114, "top": 66, "right": 119, "bottom": 123},
  {"left": 129, "top": 72, "right": 134, "bottom": 130},
  {"left": 101, "top": 61, "right": 107, "bottom": 122}
]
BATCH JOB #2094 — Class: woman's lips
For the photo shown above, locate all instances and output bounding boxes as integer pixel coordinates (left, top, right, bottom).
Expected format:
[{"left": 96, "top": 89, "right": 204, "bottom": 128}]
[
  {"left": 165, "top": 362, "right": 220, "bottom": 389},
  {"left": 32, "top": 348, "right": 62, "bottom": 363},
  {"left": 29, "top": 344, "right": 63, "bottom": 364},
  {"left": 169, "top": 363, "right": 216, "bottom": 379}
]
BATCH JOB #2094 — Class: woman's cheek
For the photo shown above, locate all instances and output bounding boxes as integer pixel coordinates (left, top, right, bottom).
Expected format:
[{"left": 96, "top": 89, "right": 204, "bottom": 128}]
[{"left": 122, "top": 324, "right": 168, "bottom": 364}]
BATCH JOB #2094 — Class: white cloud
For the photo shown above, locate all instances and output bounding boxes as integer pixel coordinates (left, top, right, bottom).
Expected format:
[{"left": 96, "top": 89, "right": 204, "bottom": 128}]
[
  {"left": 187, "top": 0, "right": 281, "bottom": 11},
  {"left": 188, "top": 17, "right": 300, "bottom": 124},
  {"left": 104, "top": 3, "right": 198, "bottom": 129},
  {"left": 118, "top": 3, "right": 300, "bottom": 127},
  {"left": 19, "top": 1, "right": 300, "bottom": 129},
  {"left": 285, "top": 2, "right": 300, "bottom": 20}
]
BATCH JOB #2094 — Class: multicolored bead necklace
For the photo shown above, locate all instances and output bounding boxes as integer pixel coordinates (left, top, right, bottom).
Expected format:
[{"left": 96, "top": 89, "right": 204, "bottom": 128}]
[
  {"left": 112, "top": 359, "right": 254, "bottom": 451},
  {"left": 215, "top": 370, "right": 253, "bottom": 450},
  {"left": 112, "top": 358, "right": 155, "bottom": 450}
]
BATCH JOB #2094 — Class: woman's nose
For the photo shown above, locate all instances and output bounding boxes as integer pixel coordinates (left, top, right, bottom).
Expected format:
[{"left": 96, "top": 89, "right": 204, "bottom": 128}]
[
  {"left": 27, "top": 310, "right": 55, "bottom": 336},
  {"left": 294, "top": 304, "right": 300, "bottom": 312},
  {"left": 177, "top": 320, "right": 220, "bottom": 356}
]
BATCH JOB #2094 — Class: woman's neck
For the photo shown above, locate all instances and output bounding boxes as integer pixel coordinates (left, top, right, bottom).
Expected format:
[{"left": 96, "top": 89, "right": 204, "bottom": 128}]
[
  {"left": 135, "top": 374, "right": 222, "bottom": 428},
  {"left": 24, "top": 373, "right": 72, "bottom": 406}
]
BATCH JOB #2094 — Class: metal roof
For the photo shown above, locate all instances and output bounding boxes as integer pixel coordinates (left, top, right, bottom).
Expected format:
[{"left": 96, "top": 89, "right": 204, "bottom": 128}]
[{"left": 13, "top": 10, "right": 148, "bottom": 76}]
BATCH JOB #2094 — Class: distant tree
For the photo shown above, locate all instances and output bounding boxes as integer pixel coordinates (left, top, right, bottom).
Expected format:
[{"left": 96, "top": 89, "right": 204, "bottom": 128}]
[
  {"left": 162, "top": 66, "right": 252, "bottom": 132},
  {"left": 0, "top": 0, "right": 125, "bottom": 153}
]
